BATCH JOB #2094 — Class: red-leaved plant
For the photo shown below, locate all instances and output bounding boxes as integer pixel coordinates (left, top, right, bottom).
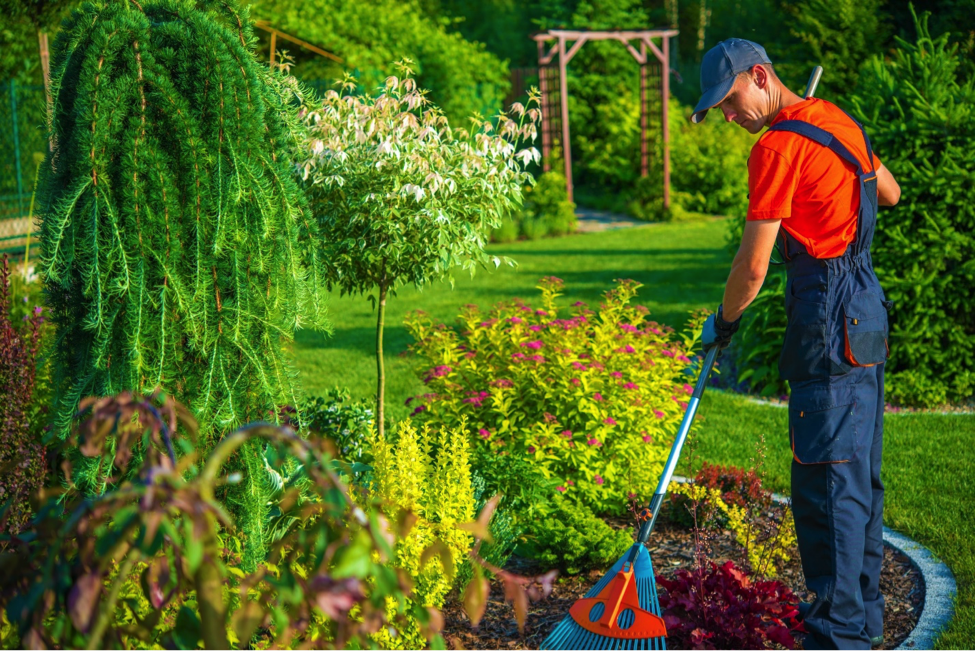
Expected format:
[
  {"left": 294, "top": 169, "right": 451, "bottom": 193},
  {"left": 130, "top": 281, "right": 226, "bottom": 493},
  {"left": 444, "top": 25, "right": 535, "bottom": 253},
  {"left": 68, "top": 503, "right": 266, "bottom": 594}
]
[
  {"left": 0, "top": 255, "right": 46, "bottom": 535},
  {"left": 656, "top": 561, "right": 803, "bottom": 650}
]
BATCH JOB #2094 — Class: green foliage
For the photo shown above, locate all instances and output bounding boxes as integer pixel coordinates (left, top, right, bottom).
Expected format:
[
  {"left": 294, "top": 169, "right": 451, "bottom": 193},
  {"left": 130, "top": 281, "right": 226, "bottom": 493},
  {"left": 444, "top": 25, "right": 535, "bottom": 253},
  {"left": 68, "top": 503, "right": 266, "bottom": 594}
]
[
  {"left": 491, "top": 171, "right": 576, "bottom": 242},
  {"left": 248, "top": 0, "right": 510, "bottom": 126},
  {"left": 846, "top": 9, "right": 975, "bottom": 406},
  {"left": 301, "top": 387, "right": 374, "bottom": 463},
  {"left": 772, "top": 0, "right": 890, "bottom": 98},
  {"left": 405, "top": 277, "right": 702, "bottom": 515},
  {"left": 40, "top": 0, "right": 328, "bottom": 443},
  {"left": 0, "top": 395, "right": 431, "bottom": 649},
  {"left": 669, "top": 100, "right": 756, "bottom": 218},
  {"left": 524, "top": 496, "right": 633, "bottom": 576},
  {"left": 367, "top": 419, "right": 475, "bottom": 649}
]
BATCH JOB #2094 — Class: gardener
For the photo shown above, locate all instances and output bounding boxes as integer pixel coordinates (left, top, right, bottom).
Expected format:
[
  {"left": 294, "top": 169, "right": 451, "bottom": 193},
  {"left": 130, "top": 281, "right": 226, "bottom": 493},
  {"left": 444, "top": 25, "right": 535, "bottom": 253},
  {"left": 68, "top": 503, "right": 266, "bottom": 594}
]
[{"left": 694, "top": 39, "right": 901, "bottom": 650}]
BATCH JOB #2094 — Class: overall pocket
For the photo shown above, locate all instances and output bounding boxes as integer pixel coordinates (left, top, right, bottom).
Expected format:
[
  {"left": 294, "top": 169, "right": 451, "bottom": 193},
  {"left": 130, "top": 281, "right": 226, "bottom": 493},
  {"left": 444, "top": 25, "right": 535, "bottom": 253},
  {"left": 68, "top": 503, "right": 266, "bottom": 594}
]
[
  {"left": 789, "top": 385, "right": 859, "bottom": 464},
  {"left": 779, "top": 277, "right": 829, "bottom": 383},
  {"left": 842, "top": 291, "right": 889, "bottom": 367}
]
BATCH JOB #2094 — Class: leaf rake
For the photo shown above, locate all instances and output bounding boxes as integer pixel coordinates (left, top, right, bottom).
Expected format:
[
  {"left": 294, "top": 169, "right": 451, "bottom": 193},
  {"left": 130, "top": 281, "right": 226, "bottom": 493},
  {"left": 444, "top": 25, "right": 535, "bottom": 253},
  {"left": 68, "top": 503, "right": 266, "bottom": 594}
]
[{"left": 541, "top": 346, "right": 719, "bottom": 650}]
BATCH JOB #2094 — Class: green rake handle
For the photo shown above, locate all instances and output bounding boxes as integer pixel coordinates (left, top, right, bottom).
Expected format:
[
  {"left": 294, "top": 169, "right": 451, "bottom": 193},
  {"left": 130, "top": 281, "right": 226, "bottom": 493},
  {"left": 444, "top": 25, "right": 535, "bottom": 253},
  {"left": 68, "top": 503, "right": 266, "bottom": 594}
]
[{"left": 636, "top": 344, "right": 720, "bottom": 544}]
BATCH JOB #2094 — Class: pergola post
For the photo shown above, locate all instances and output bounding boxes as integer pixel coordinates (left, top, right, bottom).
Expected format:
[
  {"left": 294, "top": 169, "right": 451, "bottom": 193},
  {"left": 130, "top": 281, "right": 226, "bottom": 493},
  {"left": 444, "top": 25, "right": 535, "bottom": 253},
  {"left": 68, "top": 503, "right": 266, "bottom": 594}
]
[
  {"left": 538, "top": 41, "right": 551, "bottom": 172},
  {"left": 558, "top": 36, "right": 573, "bottom": 202},
  {"left": 662, "top": 34, "right": 671, "bottom": 209},
  {"left": 640, "top": 40, "right": 648, "bottom": 178}
]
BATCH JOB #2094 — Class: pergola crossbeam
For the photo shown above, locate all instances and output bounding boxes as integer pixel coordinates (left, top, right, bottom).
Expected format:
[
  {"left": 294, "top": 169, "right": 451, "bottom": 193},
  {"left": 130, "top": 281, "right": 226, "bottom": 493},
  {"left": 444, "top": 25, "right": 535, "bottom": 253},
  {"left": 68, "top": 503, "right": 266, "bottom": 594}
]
[{"left": 532, "top": 29, "right": 676, "bottom": 208}]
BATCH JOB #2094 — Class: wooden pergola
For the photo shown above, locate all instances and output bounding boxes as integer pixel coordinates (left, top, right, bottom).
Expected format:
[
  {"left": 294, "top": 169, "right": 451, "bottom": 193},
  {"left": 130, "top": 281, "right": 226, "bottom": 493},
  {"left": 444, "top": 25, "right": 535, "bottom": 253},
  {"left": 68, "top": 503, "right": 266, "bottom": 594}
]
[{"left": 532, "top": 29, "right": 678, "bottom": 207}]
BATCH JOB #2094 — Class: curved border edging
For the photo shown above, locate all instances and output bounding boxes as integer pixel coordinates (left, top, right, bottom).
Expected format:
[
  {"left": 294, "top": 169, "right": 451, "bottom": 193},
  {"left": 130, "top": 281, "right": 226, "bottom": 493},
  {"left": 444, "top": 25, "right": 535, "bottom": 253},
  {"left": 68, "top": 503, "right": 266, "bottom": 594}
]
[
  {"left": 881, "top": 526, "right": 957, "bottom": 650},
  {"left": 672, "top": 476, "right": 957, "bottom": 649}
]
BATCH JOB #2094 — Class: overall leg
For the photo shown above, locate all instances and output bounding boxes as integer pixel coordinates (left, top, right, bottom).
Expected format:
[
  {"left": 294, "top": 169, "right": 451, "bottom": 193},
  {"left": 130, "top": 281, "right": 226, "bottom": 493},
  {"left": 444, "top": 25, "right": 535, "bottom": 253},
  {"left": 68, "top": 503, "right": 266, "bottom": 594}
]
[
  {"left": 860, "top": 363, "right": 885, "bottom": 640},
  {"left": 790, "top": 375, "right": 874, "bottom": 649}
]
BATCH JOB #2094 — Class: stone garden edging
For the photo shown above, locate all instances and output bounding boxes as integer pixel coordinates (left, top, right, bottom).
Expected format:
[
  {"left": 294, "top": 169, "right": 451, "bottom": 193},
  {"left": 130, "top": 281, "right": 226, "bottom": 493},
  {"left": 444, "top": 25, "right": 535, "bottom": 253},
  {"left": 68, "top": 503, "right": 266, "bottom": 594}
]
[{"left": 671, "top": 475, "right": 957, "bottom": 649}]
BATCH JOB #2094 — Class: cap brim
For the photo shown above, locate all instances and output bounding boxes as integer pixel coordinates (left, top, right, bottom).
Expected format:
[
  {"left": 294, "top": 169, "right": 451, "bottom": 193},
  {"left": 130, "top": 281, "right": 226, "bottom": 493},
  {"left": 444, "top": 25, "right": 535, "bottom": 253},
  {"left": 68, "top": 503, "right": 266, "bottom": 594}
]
[{"left": 690, "top": 76, "right": 736, "bottom": 124}]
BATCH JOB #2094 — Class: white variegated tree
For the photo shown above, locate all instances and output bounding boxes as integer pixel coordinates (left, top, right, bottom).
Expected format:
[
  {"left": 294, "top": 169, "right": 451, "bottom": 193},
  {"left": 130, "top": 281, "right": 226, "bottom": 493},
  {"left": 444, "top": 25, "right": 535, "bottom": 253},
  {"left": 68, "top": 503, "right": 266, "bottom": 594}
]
[{"left": 297, "top": 61, "right": 540, "bottom": 437}]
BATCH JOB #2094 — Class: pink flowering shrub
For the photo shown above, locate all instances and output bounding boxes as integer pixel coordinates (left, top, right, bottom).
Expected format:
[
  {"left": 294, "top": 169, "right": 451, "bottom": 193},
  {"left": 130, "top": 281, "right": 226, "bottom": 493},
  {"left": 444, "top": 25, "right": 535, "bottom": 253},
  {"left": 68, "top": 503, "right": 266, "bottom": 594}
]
[{"left": 405, "top": 277, "right": 701, "bottom": 514}]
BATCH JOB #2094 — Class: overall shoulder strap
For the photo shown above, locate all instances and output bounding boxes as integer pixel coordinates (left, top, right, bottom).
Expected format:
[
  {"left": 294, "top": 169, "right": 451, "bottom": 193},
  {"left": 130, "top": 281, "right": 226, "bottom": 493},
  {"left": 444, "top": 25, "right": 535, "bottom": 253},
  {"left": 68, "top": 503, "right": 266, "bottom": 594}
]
[
  {"left": 767, "top": 119, "right": 865, "bottom": 175},
  {"left": 837, "top": 107, "right": 876, "bottom": 174}
]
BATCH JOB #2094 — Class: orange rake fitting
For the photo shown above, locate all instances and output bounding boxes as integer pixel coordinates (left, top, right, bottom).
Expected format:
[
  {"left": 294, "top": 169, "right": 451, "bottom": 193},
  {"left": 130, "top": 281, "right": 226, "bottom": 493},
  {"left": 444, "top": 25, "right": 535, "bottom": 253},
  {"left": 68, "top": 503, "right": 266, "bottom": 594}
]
[{"left": 568, "top": 561, "right": 668, "bottom": 639}]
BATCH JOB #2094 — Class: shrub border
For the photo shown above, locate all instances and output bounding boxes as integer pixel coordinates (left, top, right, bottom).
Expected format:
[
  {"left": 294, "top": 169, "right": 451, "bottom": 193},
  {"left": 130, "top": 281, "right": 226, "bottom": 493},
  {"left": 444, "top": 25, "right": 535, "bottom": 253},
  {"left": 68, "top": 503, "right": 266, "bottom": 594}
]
[{"left": 671, "top": 475, "right": 957, "bottom": 649}]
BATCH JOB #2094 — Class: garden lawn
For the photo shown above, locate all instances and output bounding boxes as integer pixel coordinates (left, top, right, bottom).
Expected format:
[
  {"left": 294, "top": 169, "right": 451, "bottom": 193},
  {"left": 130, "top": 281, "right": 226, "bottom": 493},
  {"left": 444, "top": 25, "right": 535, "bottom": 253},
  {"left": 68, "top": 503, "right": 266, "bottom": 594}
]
[{"left": 292, "top": 217, "right": 973, "bottom": 649}]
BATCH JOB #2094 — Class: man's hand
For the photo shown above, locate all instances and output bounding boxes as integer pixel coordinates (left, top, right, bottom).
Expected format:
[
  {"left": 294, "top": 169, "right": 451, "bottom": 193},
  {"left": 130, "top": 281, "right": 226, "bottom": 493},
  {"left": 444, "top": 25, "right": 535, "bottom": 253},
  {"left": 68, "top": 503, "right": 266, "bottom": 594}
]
[{"left": 702, "top": 305, "right": 741, "bottom": 352}]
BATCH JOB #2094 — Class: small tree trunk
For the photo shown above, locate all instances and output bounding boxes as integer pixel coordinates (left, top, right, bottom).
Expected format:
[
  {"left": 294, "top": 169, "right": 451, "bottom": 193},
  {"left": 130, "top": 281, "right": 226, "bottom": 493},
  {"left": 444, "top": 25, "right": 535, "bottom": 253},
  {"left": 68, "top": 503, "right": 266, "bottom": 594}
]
[
  {"left": 376, "top": 277, "right": 388, "bottom": 440},
  {"left": 37, "top": 30, "right": 53, "bottom": 152}
]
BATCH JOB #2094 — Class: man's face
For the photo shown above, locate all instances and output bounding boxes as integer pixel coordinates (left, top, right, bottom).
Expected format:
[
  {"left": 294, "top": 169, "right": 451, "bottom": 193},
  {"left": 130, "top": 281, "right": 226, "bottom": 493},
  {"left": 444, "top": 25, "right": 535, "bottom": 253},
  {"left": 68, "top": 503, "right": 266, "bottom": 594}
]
[{"left": 715, "top": 72, "right": 769, "bottom": 134}]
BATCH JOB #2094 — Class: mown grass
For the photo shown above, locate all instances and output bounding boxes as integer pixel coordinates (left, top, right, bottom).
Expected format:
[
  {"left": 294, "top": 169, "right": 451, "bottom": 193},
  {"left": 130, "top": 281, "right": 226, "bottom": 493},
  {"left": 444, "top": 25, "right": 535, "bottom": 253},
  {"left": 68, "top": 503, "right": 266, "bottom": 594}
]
[{"left": 291, "top": 218, "right": 973, "bottom": 649}]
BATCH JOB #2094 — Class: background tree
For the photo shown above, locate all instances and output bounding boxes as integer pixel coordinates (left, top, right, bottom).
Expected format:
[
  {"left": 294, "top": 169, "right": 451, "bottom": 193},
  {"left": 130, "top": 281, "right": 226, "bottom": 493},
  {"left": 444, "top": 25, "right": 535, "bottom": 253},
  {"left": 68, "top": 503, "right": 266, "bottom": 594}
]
[
  {"left": 39, "top": 0, "right": 328, "bottom": 565},
  {"left": 296, "top": 63, "right": 539, "bottom": 438},
  {"left": 246, "top": 0, "right": 511, "bottom": 126}
]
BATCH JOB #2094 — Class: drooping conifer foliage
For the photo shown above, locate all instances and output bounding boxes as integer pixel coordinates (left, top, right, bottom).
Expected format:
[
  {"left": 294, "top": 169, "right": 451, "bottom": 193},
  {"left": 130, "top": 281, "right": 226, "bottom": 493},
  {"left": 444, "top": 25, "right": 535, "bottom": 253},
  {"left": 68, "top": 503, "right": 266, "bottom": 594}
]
[{"left": 40, "top": 0, "right": 327, "bottom": 443}]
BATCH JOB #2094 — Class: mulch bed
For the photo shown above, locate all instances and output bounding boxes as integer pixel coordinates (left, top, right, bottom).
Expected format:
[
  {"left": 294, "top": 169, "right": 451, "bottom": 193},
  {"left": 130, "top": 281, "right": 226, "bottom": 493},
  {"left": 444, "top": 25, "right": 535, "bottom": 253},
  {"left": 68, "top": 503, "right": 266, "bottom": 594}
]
[{"left": 442, "top": 506, "right": 923, "bottom": 650}]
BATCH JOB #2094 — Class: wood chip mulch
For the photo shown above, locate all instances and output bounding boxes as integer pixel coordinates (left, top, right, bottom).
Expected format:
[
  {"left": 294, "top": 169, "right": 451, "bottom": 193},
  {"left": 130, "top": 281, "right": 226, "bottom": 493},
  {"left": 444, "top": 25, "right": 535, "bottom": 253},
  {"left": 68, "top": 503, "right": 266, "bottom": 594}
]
[{"left": 442, "top": 507, "right": 923, "bottom": 650}]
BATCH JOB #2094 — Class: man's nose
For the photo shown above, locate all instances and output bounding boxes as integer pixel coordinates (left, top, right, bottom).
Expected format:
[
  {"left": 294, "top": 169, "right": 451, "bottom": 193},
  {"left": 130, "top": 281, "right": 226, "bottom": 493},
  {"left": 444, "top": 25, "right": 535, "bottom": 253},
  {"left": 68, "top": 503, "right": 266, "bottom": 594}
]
[{"left": 722, "top": 108, "right": 737, "bottom": 123}]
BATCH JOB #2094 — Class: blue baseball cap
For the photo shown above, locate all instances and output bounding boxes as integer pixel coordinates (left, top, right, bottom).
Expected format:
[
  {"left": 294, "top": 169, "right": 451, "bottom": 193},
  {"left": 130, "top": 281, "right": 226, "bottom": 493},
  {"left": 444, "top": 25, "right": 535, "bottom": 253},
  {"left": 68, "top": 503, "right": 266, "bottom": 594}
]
[{"left": 691, "top": 38, "right": 772, "bottom": 124}]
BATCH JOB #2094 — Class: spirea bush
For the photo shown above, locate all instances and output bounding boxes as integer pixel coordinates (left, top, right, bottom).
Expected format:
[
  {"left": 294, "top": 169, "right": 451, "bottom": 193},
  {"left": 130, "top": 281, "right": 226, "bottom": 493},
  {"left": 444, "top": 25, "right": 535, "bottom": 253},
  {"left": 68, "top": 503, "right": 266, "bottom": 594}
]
[
  {"left": 670, "top": 461, "right": 770, "bottom": 529},
  {"left": 366, "top": 420, "right": 475, "bottom": 649},
  {"left": 405, "top": 277, "right": 701, "bottom": 515},
  {"left": 0, "top": 256, "right": 47, "bottom": 535}
]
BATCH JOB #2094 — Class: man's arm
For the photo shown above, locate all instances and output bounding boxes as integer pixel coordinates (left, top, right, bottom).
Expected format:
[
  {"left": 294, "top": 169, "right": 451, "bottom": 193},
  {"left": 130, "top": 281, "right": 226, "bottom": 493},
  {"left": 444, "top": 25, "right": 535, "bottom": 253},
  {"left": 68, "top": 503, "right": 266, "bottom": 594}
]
[
  {"left": 876, "top": 163, "right": 900, "bottom": 206},
  {"left": 721, "top": 219, "right": 782, "bottom": 322}
]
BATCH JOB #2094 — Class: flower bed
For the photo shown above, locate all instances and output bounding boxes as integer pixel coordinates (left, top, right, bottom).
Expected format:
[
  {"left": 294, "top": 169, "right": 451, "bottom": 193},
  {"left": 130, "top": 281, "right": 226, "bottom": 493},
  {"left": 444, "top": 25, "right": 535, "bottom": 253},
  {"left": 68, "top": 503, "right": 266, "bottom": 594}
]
[{"left": 441, "top": 506, "right": 923, "bottom": 650}]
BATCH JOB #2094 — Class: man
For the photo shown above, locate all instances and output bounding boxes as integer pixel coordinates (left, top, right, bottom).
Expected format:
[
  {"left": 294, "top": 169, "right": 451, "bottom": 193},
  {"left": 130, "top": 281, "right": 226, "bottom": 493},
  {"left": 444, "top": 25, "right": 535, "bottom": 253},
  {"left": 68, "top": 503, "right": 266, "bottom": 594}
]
[{"left": 696, "top": 39, "right": 901, "bottom": 650}]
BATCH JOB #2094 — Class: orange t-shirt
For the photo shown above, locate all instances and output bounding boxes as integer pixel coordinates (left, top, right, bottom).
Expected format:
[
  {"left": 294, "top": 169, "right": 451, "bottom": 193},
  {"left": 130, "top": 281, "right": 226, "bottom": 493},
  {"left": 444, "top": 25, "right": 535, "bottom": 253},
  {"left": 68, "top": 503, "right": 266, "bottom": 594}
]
[{"left": 746, "top": 98, "right": 882, "bottom": 259}]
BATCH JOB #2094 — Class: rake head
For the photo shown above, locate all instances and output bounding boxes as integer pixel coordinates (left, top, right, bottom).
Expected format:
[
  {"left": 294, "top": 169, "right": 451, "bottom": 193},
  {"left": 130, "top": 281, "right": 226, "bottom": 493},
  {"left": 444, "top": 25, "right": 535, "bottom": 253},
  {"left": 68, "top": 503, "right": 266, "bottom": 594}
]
[{"left": 541, "top": 543, "right": 668, "bottom": 650}]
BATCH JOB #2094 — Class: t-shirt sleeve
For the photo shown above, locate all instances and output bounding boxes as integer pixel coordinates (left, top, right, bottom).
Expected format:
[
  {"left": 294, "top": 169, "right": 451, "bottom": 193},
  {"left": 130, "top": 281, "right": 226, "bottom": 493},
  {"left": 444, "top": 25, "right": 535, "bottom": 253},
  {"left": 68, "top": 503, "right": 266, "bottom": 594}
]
[
  {"left": 871, "top": 152, "right": 882, "bottom": 171},
  {"left": 747, "top": 143, "right": 799, "bottom": 221}
]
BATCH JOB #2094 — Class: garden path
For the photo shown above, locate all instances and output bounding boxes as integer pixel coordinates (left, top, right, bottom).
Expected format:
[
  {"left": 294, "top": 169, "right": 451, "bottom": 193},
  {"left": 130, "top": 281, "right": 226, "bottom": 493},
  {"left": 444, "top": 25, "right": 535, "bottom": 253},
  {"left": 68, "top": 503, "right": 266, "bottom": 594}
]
[{"left": 573, "top": 207, "right": 646, "bottom": 233}]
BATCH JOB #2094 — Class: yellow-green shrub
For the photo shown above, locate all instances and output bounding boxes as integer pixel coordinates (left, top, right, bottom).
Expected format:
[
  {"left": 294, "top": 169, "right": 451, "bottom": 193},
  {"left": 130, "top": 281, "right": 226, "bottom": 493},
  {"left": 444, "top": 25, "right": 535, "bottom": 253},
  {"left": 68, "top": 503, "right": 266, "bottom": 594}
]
[
  {"left": 368, "top": 420, "right": 475, "bottom": 649},
  {"left": 670, "top": 483, "right": 796, "bottom": 578},
  {"left": 405, "top": 277, "right": 701, "bottom": 515}
]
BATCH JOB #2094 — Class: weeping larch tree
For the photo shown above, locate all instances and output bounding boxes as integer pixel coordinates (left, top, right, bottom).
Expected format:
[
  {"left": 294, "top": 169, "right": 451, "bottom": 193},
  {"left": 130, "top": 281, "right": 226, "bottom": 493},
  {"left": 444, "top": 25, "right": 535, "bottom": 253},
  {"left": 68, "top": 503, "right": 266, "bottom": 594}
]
[{"left": 39, "top": 0, "right": 327, "bottom": 568}]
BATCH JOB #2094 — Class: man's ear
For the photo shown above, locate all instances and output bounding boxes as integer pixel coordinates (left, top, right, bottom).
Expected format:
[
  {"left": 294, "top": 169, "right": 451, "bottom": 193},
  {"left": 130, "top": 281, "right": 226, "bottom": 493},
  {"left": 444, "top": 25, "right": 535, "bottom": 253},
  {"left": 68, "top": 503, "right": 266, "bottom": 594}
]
[{"left": 752, "top": 64, "right": 770, "bottom": 90}]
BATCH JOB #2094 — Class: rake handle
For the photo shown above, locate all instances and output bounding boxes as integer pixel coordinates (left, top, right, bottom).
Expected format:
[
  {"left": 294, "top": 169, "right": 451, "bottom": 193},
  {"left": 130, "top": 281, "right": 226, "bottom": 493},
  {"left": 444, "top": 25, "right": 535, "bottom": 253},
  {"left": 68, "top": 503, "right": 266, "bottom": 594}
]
[{"left": 636, "top": 345, "right": 719, "bottom": 544}]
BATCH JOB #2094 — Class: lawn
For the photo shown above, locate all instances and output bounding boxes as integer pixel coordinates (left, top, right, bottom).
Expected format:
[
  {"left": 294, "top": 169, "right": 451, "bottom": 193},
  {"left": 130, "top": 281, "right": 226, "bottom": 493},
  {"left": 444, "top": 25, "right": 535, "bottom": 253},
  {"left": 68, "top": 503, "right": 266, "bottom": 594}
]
[{"left": 292, "top": 217, "right": 973, "bottom": 649}]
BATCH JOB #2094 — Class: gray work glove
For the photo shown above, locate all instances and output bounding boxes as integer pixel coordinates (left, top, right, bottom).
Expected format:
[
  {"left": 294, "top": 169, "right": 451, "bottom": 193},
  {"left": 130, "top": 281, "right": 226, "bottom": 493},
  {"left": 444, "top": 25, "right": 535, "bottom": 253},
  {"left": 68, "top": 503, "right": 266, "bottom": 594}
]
[{"left": 701, "top": 305, "right": 741, "bottom": 352}]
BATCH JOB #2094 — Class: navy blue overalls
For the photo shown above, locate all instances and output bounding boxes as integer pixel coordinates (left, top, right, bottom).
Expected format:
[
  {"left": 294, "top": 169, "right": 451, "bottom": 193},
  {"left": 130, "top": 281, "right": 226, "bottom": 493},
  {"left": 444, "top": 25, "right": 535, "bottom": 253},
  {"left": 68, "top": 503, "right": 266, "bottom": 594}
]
[{"left": 769, "top": 114, "right": 891, "bottom": 650}]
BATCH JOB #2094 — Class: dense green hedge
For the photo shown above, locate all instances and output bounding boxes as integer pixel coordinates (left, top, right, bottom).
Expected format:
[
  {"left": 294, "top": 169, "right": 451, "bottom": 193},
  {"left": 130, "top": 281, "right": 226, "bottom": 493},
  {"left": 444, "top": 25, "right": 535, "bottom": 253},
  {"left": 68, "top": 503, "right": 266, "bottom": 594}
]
[{"left": 848, "top": 12, "right": 975, "bottom": 406}]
